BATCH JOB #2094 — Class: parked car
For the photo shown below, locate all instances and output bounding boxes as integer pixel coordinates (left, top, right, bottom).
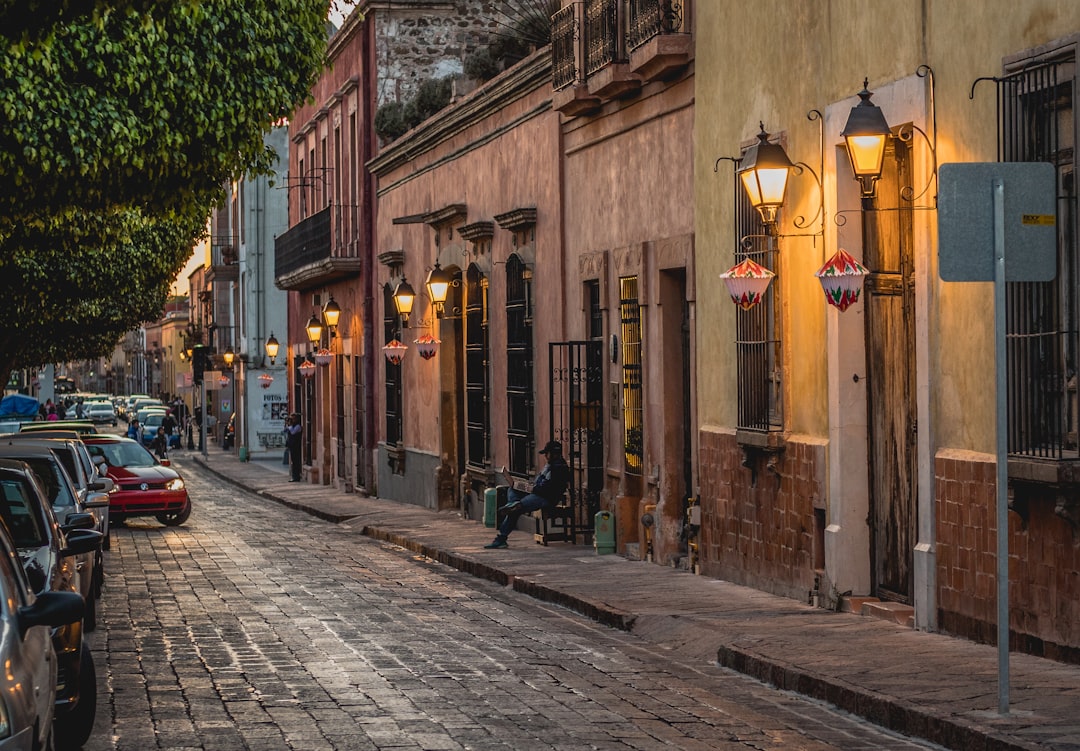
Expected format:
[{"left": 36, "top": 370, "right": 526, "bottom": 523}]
[
  {"left": 0, "top": 459, "right": 101, "bottom": 749},
  {"left": 0, "top": 442, "right": 106, "bottom": 630},
  {"left": 0, "top": 511, "right": 83, "bottom": 751},
  {"left": 83, "top": 436, "right": 192, "bottom": 527},
  {"left": 139, "top": 411, "right": 169, "bottom": 447},
  {"left": 20, "top": 420, "right": 98, "bottom": 437},
  {"left": 85, "top": 401, "right": 117, "bottom": 426}
]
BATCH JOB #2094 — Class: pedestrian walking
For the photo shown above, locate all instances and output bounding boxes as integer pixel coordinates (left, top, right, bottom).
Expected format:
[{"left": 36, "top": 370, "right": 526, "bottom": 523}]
[
  {"left": 484, "top": 440, "right": 570, "bottom": 549},
  {"left": 127, "top": 418, "right": 141, "bottom": 441},
  {"left": 286, "top": 413, "right": 303, "bottom": 482},
  {"left": 151, "top": 427, "right": 169, "bottom": 460}
]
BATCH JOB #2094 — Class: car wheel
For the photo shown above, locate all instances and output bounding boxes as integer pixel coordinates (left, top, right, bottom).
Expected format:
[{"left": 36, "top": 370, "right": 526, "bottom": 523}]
[
  {"left": 54, "top": 647, "right": 96, "bottom": 750},
  {"left": 157, "top": 500, "right": 192, "bottom": 527}
]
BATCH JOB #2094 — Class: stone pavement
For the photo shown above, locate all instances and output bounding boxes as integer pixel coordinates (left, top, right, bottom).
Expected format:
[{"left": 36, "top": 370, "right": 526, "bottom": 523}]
[{"left": 188, "top": 449, "right": 1080, "bottom": 751}]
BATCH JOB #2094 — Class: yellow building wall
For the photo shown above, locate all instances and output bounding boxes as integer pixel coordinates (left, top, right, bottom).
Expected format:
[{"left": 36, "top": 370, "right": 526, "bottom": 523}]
[{"left": 696, "top": 0, "right": 1080, "bottom": 450}]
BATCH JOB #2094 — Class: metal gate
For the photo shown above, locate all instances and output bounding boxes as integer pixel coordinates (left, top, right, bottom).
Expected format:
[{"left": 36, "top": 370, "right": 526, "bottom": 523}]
[{"left": 550, "top": 341, "right": 604, "bottom": 542}]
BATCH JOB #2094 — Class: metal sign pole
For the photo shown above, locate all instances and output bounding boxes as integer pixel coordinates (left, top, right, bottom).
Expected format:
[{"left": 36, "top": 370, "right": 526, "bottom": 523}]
[
  {"left": 992, "top": 178, "right": 1010, "bottom": 714},
  {"left": 201, "top": 379, "right": 208, "bottom": 461}
]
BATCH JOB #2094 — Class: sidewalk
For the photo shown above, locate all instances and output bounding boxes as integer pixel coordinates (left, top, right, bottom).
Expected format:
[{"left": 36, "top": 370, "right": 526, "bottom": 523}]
[{"left": 188, "top": 450, "right": 1080, "bottom": 751}]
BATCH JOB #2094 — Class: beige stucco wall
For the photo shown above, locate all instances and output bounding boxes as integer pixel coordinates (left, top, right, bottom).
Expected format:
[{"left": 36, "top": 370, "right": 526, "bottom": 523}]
[{"left": 696, "top": 0, "right": 1080, "bottom": 452}]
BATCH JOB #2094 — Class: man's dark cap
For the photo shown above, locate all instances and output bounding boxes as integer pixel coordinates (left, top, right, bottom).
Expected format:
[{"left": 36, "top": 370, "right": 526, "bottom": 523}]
[{"left": 539, "top": 440, "right": 562, "bottom": 455}]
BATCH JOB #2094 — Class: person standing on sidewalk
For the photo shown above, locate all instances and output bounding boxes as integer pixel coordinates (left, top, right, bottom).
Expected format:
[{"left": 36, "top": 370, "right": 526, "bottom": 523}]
[
  {"left": 286, "top": 413, "right": 303, "bottom": 482},
  {"left": 484, "top": 440, "right": 570, "bottom": 549}
]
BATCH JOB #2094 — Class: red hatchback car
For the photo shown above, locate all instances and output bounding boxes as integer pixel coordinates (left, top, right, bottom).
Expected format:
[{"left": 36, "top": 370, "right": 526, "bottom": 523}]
[{"left": 81, "top": 436, "right": 192, "bottom": 527}]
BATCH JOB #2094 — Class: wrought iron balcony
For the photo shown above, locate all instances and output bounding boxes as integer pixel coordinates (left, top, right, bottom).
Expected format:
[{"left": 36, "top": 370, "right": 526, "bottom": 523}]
[
  {"left": 274, "top": 205, "right": 361, "bottom": 290},
  {"left": 552, "top": 3, "right": 577, "bottom": 91},
  {"left": 627, "top": 0, "right": 684, "bottom": 51}
]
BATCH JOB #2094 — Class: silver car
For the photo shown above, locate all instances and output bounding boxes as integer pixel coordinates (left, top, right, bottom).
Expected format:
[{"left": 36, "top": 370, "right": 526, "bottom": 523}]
[
  {"left": 0, "top": 510, "right": 82, "bottom": 751},
  {"left": 84, "top": 402, "right": 116, "bottom": 427}
]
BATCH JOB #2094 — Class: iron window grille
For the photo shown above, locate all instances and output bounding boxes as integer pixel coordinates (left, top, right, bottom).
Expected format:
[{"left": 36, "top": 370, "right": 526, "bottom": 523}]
[
  {"left": 586, "top": 0, "right": 622, "bottom": 76},
  {"left": 506, "top": 255, "right": 535, "bottom": 475},
  {"left": 383, "top": 284, "right": 403, "bottom": 447},
  {"left": 734, "top": 183, "right": 783, "bottom": 433},
  {"left": 997, "top": 57, "right": 1079, "bottom": 458},
  {"left": 620, "top": 276, "right": 644, "bottom": 474},
  {"left": 465, "top": 266, "right": 490, "bottom": 468},
  {"left": 587, "top": 280, "right": 603, "bottom": 339},
  {"left": 353, "top": 355, "right": 366, "bottom": 489}
]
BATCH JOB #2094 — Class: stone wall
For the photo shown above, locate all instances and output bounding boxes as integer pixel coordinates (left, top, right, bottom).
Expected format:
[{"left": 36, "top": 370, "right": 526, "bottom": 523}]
[
  {"left": 373, "top": 1, "right": 500, "bottom": 108},
  {"left": 936, "top": 449, "right": 1080, "bottom": 663}
]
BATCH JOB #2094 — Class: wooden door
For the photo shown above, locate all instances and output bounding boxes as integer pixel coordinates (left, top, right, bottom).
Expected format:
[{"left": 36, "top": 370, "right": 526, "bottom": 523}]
[{"left": 863, "top": 141, "right": 917, "bottom": 603}]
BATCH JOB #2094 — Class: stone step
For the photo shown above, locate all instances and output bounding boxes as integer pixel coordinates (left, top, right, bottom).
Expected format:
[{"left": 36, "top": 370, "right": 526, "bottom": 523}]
[{"left": 860, "top": 600, "right": 916, "bottom": 627}]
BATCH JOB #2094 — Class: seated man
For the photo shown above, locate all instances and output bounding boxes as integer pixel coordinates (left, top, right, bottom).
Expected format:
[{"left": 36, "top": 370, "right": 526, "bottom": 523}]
[{"left": 484, "top": 440, "right": 570, "bottom": 549}]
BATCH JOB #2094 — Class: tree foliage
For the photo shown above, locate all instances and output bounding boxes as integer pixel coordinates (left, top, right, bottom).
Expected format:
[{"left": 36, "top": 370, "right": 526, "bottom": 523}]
[
  {"left": 0, "top": 0, "right": 330, "bottom": 372},
  {"left": 0, "top": 0, "right": 328, "bottom": 219}
]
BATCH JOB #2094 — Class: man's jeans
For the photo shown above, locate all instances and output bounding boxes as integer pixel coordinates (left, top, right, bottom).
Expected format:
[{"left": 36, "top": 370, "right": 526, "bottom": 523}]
[{"left": 495, "top": 489, "right": 547, "bottom": 540}]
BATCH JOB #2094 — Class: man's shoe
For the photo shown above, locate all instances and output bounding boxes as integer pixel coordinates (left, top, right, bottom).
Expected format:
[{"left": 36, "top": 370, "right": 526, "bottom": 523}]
[
  {"left": 484, "top": 539, "right": 508, "bottom": 549},
  {"left": 502, "top": 502, "right": 522, "bottom": 513}
]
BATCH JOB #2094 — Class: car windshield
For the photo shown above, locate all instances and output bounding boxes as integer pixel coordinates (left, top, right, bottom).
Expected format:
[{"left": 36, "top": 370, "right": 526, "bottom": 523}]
[
  {"left": 87, "top": 441, "right": 157, "bottom": 469},
  {"left": 0, "top": 478, "right": 47, "bottom": 548}
]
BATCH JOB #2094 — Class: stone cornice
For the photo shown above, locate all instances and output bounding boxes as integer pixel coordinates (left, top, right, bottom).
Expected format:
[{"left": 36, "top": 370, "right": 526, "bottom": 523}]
[
  {"left": 457, "top": 221, "right": 494, "bottom": 242},
  {"left": 423, "top": 204, "right": 467, "bottom": 228},
  {"left": 494, "top": 207, "right": 537, "bottom": 232},
  {"left": 377, "top": 249, "right": 405, "bottom": 267}
]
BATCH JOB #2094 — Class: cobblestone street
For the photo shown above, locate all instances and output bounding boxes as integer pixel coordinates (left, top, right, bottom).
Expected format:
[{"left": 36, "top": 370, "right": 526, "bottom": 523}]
[{"left": 80, "top": 458, "right": 944, "bottom": 750}]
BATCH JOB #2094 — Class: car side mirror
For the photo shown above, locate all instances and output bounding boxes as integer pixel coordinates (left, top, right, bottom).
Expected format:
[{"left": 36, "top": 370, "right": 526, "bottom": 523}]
[
  {"left": 18, "top": 591, "right": 84, "bottom": 636},
  {"left": 60, "top": 512, "right": 96, "bottom": 533},
  {"left": 61, "top": 528, "right": 102, "bottom": 557},
  {"left": 83, "top": 491, "right": 109, "bottom": 509}
]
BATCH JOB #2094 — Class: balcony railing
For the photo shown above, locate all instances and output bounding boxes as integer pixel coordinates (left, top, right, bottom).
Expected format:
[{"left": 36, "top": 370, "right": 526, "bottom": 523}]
[
  {"left": 552, "top": 3, "right": 577, "bottom": 91},
  {"left": 585, "top": 0, "right": 621, "bottom": 76},
  {"left": 210, "top": 235, "right": 238, "bottom": 266},
  {"left": 275, "top": 206, "right": 331, "bottom": 278},
  {"left": 627, "top": 0, "right": 683, "bottom": 51}
]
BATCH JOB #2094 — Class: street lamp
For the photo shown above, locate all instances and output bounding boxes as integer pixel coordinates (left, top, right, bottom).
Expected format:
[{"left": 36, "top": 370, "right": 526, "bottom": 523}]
[
  {"left": 737, "top": 124, "right": 794, "bottom": 234},
  {"left": 305, "top": 314, "right": 324, "bottom": 346},
  {"left": 392, "top": 277, "right": 416, "bottom": 327},
  {"left": 425, "top": 262, "right": 452, "bottom": 316},
  {"left": 265, "top": 333, "right": 280, "bottom": 364},
  {"left": 223, "top": 345, "right": 235, "bottom": 369},
  {"left": 841, "top": 80, "right": 892, "bottom": 198},
  {"left": 322, "top": 296, "right": 341, "bottom": 333}
]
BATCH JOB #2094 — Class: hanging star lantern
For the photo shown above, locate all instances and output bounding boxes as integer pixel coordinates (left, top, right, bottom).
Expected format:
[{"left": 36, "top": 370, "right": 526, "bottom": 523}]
[
  {"left": 720, "top": 258, "right": 775, "bottom": 310},
  {"left": 815, "top": 248, "right": 869, "bottom": 312}
]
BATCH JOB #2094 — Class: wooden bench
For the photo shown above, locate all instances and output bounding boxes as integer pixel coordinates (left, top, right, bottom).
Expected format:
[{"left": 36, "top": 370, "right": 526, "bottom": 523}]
[{"left": 531, "top": 497, "right": 574, "bottom": 545}]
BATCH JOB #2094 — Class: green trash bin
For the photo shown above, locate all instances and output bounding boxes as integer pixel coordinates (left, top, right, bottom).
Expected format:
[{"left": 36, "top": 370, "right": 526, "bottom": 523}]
[
  {"left": 238, "top": 446, "right": 249, "bottom": 462},
  {"left": 484, "top": 488, "right": 498, "bottom": 528},
  {"left": 594, "top": 510, "right": 615, "bottom": 555}
]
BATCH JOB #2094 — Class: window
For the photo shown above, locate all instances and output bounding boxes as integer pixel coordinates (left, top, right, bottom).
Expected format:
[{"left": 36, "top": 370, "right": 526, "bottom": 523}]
[
  {"left": 734, "top": 180, "right": 783, "bottom": 432},
  {"left": 506, "top": 255, "right": 534, "bottom": 474},
  {"left": 999, "top": 55, "right": 1078, "bottom": 458},
  {"left": 383, "top": 284, "right": 403, "bottom": 447},
  {"left": 620, "top": 276, "right": 643, "bottom": 473},
  {"left": 465, "top": 265, "right": 490, "bottom": 468},
  {"left": 587, "top": 281, "right": 603, "bottom": 340}
]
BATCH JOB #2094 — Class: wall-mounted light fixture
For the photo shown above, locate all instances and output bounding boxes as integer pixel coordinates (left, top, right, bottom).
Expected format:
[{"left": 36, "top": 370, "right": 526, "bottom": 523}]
[
  {"left": 425, "top": 262, "right": 451, "bottom": 316},
  {"left": 841, "top": 81, "right": 892, "bottom": 199},
  {"left": 265, "top": 333, "right": 280, "bottom": 365},
  {"left": 322, "top": 295, "right": 341, "bottom": 335},
  {"left": 840, "top": 68, "right": 937, "bottom": 203},
  {"left": 737, "top": 124, "right": 795, "bottom": 234},
  {"left": 223, "top": 345, "right": 235, "bottom": 369},
  {"left": 392, "top": 277, "right": 416, "bottom": 326},
  {"left": 305, "top": 314, "right": 324, "bottom": 346}
]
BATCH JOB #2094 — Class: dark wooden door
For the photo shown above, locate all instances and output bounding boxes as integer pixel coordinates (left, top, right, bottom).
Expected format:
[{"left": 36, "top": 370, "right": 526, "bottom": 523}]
[{"left": 863, "top": 141, "right": 917, "bottom": 603}]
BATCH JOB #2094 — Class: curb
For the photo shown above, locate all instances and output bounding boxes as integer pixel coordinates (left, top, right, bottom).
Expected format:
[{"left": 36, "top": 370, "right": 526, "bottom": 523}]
[{"left": 715, "top": 645, "right": 1041, "bottom": 751}]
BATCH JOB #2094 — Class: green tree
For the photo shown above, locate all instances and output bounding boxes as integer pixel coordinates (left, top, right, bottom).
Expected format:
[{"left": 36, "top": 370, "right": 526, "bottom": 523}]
[{"left": 0, "top": 0, "right": 330, "bottom": 371}]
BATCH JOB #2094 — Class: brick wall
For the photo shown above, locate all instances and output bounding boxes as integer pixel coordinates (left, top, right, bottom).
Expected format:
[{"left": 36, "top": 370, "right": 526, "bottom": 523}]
[
  {"left": 936, "top": 450, "right": 1080, "bottom": 662},
  {"left": 698, "top": 429, "right": 822, "bottom": 601}
]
